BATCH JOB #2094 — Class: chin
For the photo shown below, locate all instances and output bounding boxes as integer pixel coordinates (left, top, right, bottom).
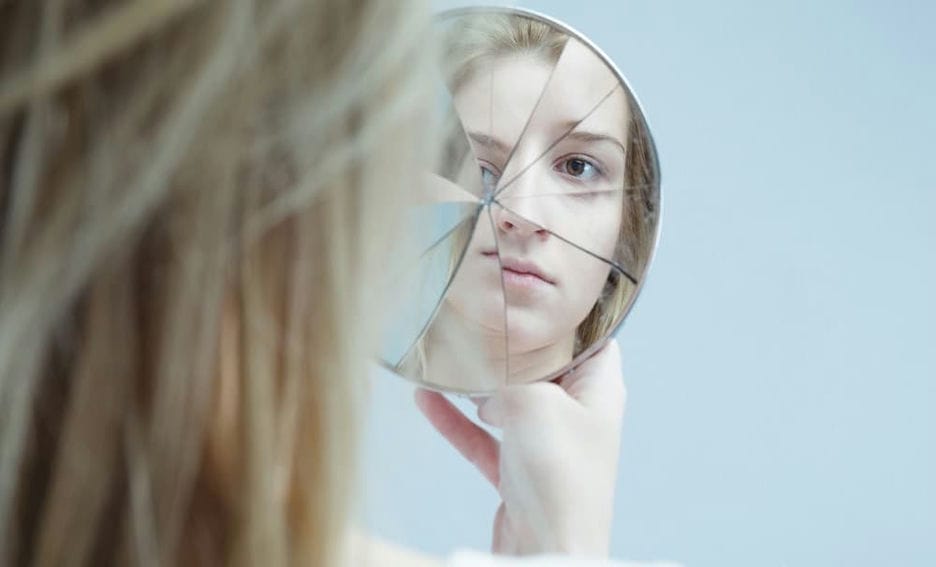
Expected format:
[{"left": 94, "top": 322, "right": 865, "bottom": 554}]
[{"left": 505, "top": 310, "right": 568, "bottom": 352}]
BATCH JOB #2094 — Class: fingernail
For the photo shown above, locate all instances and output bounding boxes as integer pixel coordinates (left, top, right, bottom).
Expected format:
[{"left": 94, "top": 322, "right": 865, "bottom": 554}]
[{"left": 477, "top": 396, "right": 503, "bottom": 426}]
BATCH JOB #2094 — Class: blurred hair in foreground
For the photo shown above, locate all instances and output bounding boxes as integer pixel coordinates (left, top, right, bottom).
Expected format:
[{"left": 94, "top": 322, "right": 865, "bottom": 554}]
[{"left": 0, "top": 0, "right": 431, "bottom": 564}]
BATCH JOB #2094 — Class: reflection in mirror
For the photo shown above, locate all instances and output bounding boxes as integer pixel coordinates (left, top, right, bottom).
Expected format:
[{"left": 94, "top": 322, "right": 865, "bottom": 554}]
[
  {"left": 382, "top": 8, "right": 660, "bottom": 393},
  {"left": 395, "top": 209, "right": 509, "bottom": 392}
]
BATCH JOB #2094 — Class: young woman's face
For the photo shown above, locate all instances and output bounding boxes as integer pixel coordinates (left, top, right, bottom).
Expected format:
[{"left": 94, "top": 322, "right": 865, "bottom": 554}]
[{"left": 444, "top": 48, "right": 628, "bottom": 356}]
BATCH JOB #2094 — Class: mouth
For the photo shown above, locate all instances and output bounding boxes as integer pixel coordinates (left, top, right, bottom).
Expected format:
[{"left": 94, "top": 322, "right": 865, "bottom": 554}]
[{"left": 481, "top": 250, "right": 556, "bottom": 287}]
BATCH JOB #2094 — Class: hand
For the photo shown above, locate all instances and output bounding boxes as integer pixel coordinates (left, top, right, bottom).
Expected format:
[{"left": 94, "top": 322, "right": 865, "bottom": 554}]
[{"left": 414, "top": 339, "right": 626, "bottom": 557}]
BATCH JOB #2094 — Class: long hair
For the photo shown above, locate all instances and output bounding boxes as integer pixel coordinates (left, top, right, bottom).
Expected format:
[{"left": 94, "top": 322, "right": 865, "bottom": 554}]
[{"left": 0, "top": 0, "right": 431, "bottom": 565}]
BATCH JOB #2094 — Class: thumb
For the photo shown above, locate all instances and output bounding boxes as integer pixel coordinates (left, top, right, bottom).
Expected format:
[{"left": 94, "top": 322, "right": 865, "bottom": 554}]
[{"left": 557, "top": 338, "right": 626, "bottom": 419}]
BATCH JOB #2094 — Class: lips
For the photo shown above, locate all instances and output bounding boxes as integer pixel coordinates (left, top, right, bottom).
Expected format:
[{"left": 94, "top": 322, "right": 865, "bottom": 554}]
[{"left": 481, "top": 251, "right": 555, "bottom": 285}]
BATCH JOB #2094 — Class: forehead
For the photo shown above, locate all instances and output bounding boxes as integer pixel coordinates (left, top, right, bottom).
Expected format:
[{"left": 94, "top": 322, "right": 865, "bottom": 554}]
[
  {"left": 453, "top": 53, "right": 551, "bottom": 140},
  {"left": 452, "top": 43, "right": 629, "bottom": 144}
]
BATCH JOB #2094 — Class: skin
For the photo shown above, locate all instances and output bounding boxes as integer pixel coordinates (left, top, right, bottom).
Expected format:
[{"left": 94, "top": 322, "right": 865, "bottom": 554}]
[
  {"left": 441, "top": 43, "right": 628, "bottom": 384},
  {"left": 413, "top": 38, "right": 632, "bottom": 559},
  {"left": 416, "top": 339, "right": 626, "bottom": 556}
]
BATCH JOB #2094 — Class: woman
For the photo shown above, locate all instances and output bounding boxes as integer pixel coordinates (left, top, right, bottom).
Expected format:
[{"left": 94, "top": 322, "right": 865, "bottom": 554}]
[
  {"left": 0, "top": 1, "right": 670, "bottom": 565},
  {"left": 404, "top": 14, "right": 658, "bottom": 390}
]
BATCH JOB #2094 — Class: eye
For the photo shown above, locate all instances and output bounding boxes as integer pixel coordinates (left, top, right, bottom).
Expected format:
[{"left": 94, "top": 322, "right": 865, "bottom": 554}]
[
  {"left": 480, "top": 163, "right": 500, "bottom": 193},
  {"left": 559, "top": 157, "right": 601, "bottom": 181}
]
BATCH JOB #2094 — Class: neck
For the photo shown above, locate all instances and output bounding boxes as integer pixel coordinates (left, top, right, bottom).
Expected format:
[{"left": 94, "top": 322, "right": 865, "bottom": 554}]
[
  {"left": 421, "top": 304, "right": 574, "bottom": 390},
  {"left": 503, "top": 333, "right": 574, "bottom": 384}
]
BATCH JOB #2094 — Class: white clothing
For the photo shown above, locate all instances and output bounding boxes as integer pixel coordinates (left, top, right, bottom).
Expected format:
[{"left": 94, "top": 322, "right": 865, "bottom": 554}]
[{"left": 447, "top": 550, "right": 682, "bottom": 567}]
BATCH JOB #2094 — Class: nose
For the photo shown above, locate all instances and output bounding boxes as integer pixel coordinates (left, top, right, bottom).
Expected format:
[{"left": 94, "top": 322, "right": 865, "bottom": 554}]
[{"left": 492, "top": 203, "right": 548, "bottom": 240}]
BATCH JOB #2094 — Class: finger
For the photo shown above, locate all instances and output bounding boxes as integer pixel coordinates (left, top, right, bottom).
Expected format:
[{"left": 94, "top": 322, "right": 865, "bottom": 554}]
[
  {"left": 491, "top": 502, "right": 519, "bottom": 555},
  {"left": 478, "top": 382, "right": 571, "bottom": 427},
  {"left": 476, "top": 395, "right": 502, "bottom": 427},
  {"left": 467, "top": 394, "right": 489, "bottom": 410},
  {"left": 491, "top": 502, "right": 507, "bottom": 554},
  {"left": 414, "top": 389, "right": 500, "bottom": 486},
  {"left": 557, "top": 338, "right": 626, "bottom": 417}
]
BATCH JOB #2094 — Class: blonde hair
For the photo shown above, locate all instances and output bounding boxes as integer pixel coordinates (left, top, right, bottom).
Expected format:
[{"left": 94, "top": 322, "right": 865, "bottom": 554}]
[{"left": 0, "top": 0, "right": 430, "bottom": 565}]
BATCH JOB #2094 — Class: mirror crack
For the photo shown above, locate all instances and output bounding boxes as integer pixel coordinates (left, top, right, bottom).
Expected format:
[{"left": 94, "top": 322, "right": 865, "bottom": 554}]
[
  {"left": 493, "top": 84, "right": 621, "bottom": 198},
  {"left": 490, "top": 200, "right": 638, "bottom": 285},
  {"left": 485, "top": 204, "right": 510, "bottom": 382},
  {"left": 393, "top": 209, "right": 484, "bottom": 369},
  {"left": 496, "top": 183, "right": 658, "bottom": 201},
  {"left": 490, "top": 35, "right": 572, "bottom": 189},
  {"left": 417, "top": 206, "right": 482, "bottom": 260}
]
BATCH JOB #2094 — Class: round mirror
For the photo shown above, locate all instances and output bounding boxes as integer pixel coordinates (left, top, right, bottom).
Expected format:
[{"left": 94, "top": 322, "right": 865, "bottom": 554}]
[{"left": 380, "top": 7, "right": 661, "bottom": 394}]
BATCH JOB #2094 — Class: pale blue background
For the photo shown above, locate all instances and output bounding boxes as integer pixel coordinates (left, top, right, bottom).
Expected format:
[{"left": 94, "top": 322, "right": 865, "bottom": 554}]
[{"left": 362, "top": 1, "right": 936, "bottom": 565}]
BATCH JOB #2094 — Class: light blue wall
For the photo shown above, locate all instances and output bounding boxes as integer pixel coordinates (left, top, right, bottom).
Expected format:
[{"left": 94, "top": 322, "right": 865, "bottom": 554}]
[{"left": 362, "top": 2, "right": 936, "bottom": 565}]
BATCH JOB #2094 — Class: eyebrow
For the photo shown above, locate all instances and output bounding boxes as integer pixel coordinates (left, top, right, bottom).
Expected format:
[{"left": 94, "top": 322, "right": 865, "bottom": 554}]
[
  {"left": 468, "top": 128, "right": 626, "bottom": 158},
  {"left": 467, "top": 131, "right": 511, "bottom": 154},
  {"left": 562, "top": 130, "right": 627, "bottom": 156}
]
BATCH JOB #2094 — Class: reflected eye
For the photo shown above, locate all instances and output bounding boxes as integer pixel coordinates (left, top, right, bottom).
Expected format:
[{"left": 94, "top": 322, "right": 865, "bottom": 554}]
[
  {"left": 560, "top": 157, "right": 601, "bottom": 181},
  {"left": 480, "top": 164, "right": 500, "bottom": 193}
]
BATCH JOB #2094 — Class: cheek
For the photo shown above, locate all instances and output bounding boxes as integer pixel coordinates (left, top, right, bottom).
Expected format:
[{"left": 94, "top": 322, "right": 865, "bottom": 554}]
[
  {"left": 445, "top": 254, "right": 504, "bottom": 328},
  {"left": 555, "top": 204, "right": 621, "bottom": 321},
  {"left": 594, "top": 198, "right": 624, "bottom": 258},
  {"left": 561, "top": 253, "right": 613, "bottom": 317},
  {"left": 559, "top": 196, "right": 623, "bottom": 258}
]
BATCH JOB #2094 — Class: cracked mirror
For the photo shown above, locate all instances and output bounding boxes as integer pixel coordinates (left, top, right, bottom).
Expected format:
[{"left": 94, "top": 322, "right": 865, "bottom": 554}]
[{"left": 380, "top": 7, "right": 660, "bottom": 394}]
